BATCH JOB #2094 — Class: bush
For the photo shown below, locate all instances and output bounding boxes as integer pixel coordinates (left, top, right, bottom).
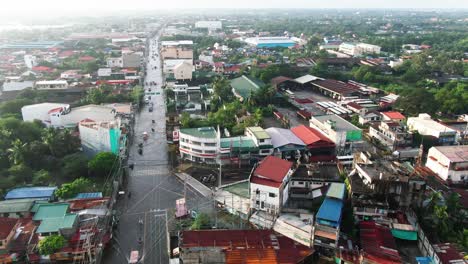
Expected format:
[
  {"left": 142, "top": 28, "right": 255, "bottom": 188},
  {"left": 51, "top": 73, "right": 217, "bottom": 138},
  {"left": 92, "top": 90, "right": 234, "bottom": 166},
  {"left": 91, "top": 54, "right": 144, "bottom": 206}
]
[
  {"left": 55, "top": 178, "right": 93, "bottom": 199},
  {"left": 38, "top": 235, "right": 66, "bottom": 255}
]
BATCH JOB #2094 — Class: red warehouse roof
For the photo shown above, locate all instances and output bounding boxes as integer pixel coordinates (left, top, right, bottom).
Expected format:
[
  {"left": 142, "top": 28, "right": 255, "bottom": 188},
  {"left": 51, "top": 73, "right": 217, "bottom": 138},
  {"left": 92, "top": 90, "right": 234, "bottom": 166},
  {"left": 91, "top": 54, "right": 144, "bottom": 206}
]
[
  {"left": 253, "top": 156, "right": 293, "bottom": 184},
  {"left": 291, "top": 125, "right": 335, "bottom": 147}
]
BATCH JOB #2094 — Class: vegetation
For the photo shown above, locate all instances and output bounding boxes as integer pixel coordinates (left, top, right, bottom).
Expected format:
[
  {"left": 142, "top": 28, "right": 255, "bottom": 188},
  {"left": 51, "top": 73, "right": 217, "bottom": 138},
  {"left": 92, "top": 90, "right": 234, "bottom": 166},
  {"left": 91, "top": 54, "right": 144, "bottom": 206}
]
[
  {"left": 88, "top": 152, "right": 118, "bottom": 178},
  {"left": 55, "top": 178, "right": 94, "bottom": 199},
  {"left": 190, "top": 213, "right": 211, "bottom": 230},
  {"left": 82, "top": 84, "right": 144, "bottom": 105},
  {"left": 38, "top": 235, "right": 67, "bottom": 255}
]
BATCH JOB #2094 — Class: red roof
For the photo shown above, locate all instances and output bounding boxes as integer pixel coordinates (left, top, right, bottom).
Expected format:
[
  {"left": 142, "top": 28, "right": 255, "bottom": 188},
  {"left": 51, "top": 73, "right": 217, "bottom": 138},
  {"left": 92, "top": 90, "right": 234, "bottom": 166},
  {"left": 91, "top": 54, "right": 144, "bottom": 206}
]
[
  {"left": 224, "top": 65, "right": 242, "bottom": 73},
  {"left": 250, "top": 176, "right": 282, "bottom": 188},
  {"left": 347, "top": 102, "right": 363, "bottom": 110},
  {"left": 382, "top": 111, "right": 405, "bottom": 120},
  {"left": 291, "top": 125, "right": 334, "bottom": 147},
  {"left": 58, "top": 50, "right": 75, "bottom": 58},
  {"left": 32, "top": 66, "right": 54, "bottom": 72},
  {"left": 68, "top": 197, "right": 110, "bottom": 211},
  {"left": 433, "top": 243, "right": 466, "bottom": 264},
  {"left": 359, "top": 221, "right": 401, "bottom": 264},
  {"left": 48, "top": 107, "right": 64, "bottom": 114},
  {"left": 0, "top": 217, "right": 18, "bottom": 240},
  {"left": 252, "top": 156, "right": 293, "bottom": 186},
  {"left": 78, "top": 56, "right": 95, "bottom": 62},
  {"left": 180, "top": 230, "right": 312, "bottom": 264},
  {"left": 213, "top": 62, "right": 224, "bottom": 67}
]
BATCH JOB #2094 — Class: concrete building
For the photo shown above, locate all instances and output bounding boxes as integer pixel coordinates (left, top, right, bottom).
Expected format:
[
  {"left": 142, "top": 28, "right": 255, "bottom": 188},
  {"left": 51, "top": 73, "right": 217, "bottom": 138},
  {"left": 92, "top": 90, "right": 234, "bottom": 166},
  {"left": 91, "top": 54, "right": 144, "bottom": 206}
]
[
  {"left": 24, "top": 55, "right": 37, "bottom": 69},
  {"left": 245, "top": 127, "right": 274, "bottom": 156},
  {"left": 106, "top": 57, "right": 123, "bottom": 68},
  {"left": 179, "top": 127, "right": 218, "bottom": 164},
  {"left": 195, "top": 21, "right": 222, "bottom": 30},
  {"left": 339, "top": 42, "right": 381, "bottom": 57},
  {"left": 34, "top": 80, "right": 68, "bottom": 90},
  {"left": 407, "top": 114, "right": 456, "bottom": 145},
  {"left": 244, "top": 37, "right": 296, "bottom": 48},
  {"left": 160, "top": 40, "right": 193, "bottom": 60},
  {"left": 78, "top": 120, "right": 122, "bottom": 156},
  {"left": 425, "top": 145, "right": 468, "bottom": 184},
  {"left": 369, "top": 121, "right": 413, "bottom": 151},
  {"left": 21, "top": 103, "right": 71, "bottom": 127},
  {"left": 163, "top": 59, "right": 193, "bottom": 74},
  {"left": 173, "top": 60, "right": 193, "bottom": 80},
  {"left": 309, "top": 114, "right": 362, "bottom": 150},
  {"left": 122, "top": 53, "right": 142, "bottom": 68}
]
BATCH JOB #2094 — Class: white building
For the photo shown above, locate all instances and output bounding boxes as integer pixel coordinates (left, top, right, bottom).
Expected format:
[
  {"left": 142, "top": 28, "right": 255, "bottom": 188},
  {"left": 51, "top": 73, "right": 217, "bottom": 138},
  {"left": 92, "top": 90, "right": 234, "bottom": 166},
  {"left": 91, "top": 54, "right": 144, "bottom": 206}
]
[
  {"left": 173, "top": 61, "right": 193, "bottom": 80},
  {"left": 407, "top": 114, "right": 456, "bottom": 144},
  {"left": 34, "top": 80, "right": 68, "bottom": 90},
  {"left": 21, "top": 103, "right": 70, "bottom": 126},
  {"left": 245, "top": 127, "right": 274, "bottom": 156},
  {"left": 79, "top": 120, "right": 122, "bottom": 156},
  {"left": 24, "top": 55, "right": 37, "bottom": 69},
  {"left": 97, "top": 68, "right": 112, "bottom": 77},
  {"left": 195, "top": 21, "right": 222, "bottom": 30},
  {"left": 106, "top": 57, "right": 123, "bottom": 68},
  {"left": 179, "top": 127, "right": 218, "bottom": 163},
  {"left": 309, "top": 114, "right": 362, "bottom": 149},
  {"left": 339, "top": 42, "right": 381, "bottom": 57},
  {"left": 2, "top": 80, "right": 34, "bottom": 92},
  {"left": 425, "top": 145, "right": 468, "bottom": 184}
]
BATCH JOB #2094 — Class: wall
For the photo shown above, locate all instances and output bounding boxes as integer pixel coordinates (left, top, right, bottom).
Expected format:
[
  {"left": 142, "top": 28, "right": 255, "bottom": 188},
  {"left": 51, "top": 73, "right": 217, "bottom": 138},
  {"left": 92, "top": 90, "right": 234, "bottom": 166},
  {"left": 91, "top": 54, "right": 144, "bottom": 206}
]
[{"left": 250, "top": 182, "right": 280, "bottom": 214}]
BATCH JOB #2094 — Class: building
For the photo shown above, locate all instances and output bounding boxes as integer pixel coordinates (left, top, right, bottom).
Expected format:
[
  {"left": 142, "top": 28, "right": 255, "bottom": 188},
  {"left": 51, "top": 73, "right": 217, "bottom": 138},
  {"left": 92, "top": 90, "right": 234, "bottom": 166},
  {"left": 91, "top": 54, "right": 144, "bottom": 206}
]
[
  {"left": 230, "top": 75, "right": 265, "bottom": 102},
  {"left": 32, "top": 203, "right": 77, "bottom": 237},
  {"left": 339, "top": 42, "right": 381, "bottom": 57},
  {"left": 24, "top": 55, "right": 37, "bottom": 69},
  {"left": 5, "top": 187, "right": 57, "bottom": 201},
  {"left": 245, "top": 127, "right": 274, "bottom": 156},
  {"left": 313, "top": 183, "right": 345, "bottom": 253},
  {"left": 425, "top": 145, "right": 468, "bottom": 184},
  {"left": 179, "top": 127, "right": 218, "bottom": 164},
  {"left": 291, "top": 125, "right": 335, "bottom": 161},
  {"left": 21, "top": 103, "right": 70, "bottom": 126},
  {"left": 244, "top": 37, "right": 296, "bottom": 48},
  {"left": 178, "top": 229, "right": 313, "bottom": 264},
  {"left": 381, "top": 111, "right": 406, "bottom": 123},
  {"left": 0, "top": 199, "right": 35, "bottom": 218},
  {"left": 369, "top": 121, "right": 413, "bottom": 151},
  {"left": 34, "top": 80, "right": 68, "bottom": 90},
  {"left": 53, "top": 104, "right": 118, "bottom": 128},
  {"left": 359, "top": 221, "right": 401, "bottom": 264},
  {"left": 78, "top": 120, "right": 122, "bottom": 156},
  {"left": 407, "top": 114, "right": 456, "bottom": 144},
  {"left": 195, "top": 21, "right": 222, "bottom": 30},
  {"left": 430, "top": 243, "right": 467, "bottom": 264},
  {"left": 106, "top": 57, "right": 123, "bottom": 68},
  {"left": 358, "top": 111, "right": 382, "bottom": 125},
  {"left": 309, "top": 115, "right": 362, "bottom": 150},
  {"left": 311, "top": 79, "right": 361, "bottom": 100},
  {"left": 265, "top": 127, "right": 306, "bottom": 159},
  {"left": 249, "top": 156, "right": 293, "bottom": 221},
  {"left": 122, "top": 53, "right": 142, "bottom": 68},
  {"left": 160, "top": 40, "right": 193, "bottom": 60},
  {"left": 273, "top": 213, "right": 314, "bottom": 247},
  {"left": 2, "top": 80, "right": 34, "bottom": 92},
  {"left": 163, "top": 59, "right": 193, "bottom": 74},
  {"left": 60, "top": 70, "right": 83, "bottom": 79},
  {"left": 173, "top": 60, "right": 193, "bottom": 80}
]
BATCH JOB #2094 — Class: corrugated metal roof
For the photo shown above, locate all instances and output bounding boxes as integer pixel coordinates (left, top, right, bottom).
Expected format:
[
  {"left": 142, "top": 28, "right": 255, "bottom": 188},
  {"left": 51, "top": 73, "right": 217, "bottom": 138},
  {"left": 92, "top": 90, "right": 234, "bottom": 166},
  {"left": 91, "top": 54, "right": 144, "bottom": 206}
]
[
  {"left": 36, "top": 214, "right": 77, "bottom": 234},
  {"left": 253, "top": 156, "right": 292, "bottom": 184},
  {"left": 316, "top": 198, "right": 343, "bottom": 226},
  {"left": 74, "top": 192, "right": 103, "bottom": 199},
  {"left": 5, "top": 187, "right": 56, "bottom": 200},
  {"left": 230, "top": 75, "right": 265, "bottom": 100},
  {"left": 33, "top": 203, "right": 69, "bottom": 221},
  {"left": 265, "top": 127, "right": 305, "bottom": 149},
  {"left": 291, "top": 125, "right": 334, "bottom": 146},
  {"left": 0, "top": 199, "right": 36, "bottom": 213},
  {"left": 326, "top": 183, "right": 346, "bottom": 200}
]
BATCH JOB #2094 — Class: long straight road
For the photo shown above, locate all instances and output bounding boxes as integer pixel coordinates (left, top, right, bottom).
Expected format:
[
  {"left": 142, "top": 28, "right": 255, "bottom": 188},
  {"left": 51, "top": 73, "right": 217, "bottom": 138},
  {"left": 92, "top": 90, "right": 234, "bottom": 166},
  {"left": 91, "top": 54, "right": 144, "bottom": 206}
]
[{"left": 102, "top": 30, "right": 210, "bottom": 264}]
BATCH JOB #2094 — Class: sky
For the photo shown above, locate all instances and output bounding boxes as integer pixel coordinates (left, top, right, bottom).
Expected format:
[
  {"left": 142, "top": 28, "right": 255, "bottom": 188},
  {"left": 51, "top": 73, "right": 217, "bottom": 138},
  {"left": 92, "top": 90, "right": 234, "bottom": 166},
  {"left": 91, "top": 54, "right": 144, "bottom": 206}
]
[{"left": 1, "top": 0, "right": 467, "bottom": 18}]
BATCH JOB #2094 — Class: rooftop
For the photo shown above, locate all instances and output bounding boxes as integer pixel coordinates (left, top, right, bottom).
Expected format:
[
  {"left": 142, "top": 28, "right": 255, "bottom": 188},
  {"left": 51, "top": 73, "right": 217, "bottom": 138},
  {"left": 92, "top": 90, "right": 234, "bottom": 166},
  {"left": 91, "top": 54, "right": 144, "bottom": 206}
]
[
  {"left": 74, "top": 192, "right": 103, "bottom": 199},
  {"left": 179, "top": 127, "right": 217, "bottom": 138},
  {"left": 0, "top": 217, "right": 18, "bottom": 239},
  {"left": 33, "top": 203, "right": 69, "bottom": 221},
  {"left": 5, "top": 186, "right": 56, "bottom": 200},
  {"left": 359, "top": 221, "right": 401, "bottom": 264},
  {"left": 33, "top": 203, "right": 77, "bottom": 234},
  {"left": 326, "top": 182, "right": 346, "bottom": 200},
  {"left": 0, "top": 198, "right": 36, "bottom": 213},
  {"left": 432, "top": 145, "right": 468, "bottom": 163},
  {"left": 316, "top": 197, "right": 343, "bottom": 226},
  {"left": 252, "top": 156, "right": 293, "bottom": 187},
  {"left": 382, "top": 111, "right": 406, "bottom": 120},
  {"left": 291, "top": 125, "right": 334, "bottom": 146},
  {"left": 265, "top": 127, "right": 305, "bottom": 149},
  {"left": 246, "top": 126, "right": 271, "bottom": 140},
  {"left": 312, "top": 79, "right": 361, "bottom": 95},
  {"left": 220, "top": 137, "right": 257, "bottom": 152},
  {"left": 294, "top": 74, "right": 322, "bottom": 84},
  {"left": 222, "top": 181, "right": 249, "bottom": 198},
  {"left": 433, "top": 243, "right": 467, "bottom": 264},
  {"left": 230, "top": 75, "right": 265, "bottom": 100},
  {"left": 312, "top": 114, "right": 361, "bottom": 132},
  {"left": 60, "top": 104, "right": 117, "bottom": 127},
  {"left": 161, "top": 40, "right": 193, "bottom": 46}
]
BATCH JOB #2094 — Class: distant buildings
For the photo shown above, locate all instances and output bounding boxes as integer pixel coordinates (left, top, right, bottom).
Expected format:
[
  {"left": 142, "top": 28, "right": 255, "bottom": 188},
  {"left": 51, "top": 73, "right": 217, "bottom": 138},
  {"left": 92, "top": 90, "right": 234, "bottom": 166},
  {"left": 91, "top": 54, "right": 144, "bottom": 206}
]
[
  {"left": 425, "top": 145, "right": 468, "bottom": 184},
  {"left": 244, "top": 37, "right": 296, "bottom": 48},
  {"left": 34, "top": 80, "right": 68, "bottom": 90},
  {"left": 160, "top": 40, "right": 193, "bottom": 60},
  {"left": 24, "top": 55, "right": 37, "bottom": 69},
  {"left": 194, "top": 21, "right": 222, "bottom": 30},
  {"left": 106, "top": 52, "right": 142, "bottom": 68},
  {"left": 339, "top": 42, "right": 381, "bottom": 57}
]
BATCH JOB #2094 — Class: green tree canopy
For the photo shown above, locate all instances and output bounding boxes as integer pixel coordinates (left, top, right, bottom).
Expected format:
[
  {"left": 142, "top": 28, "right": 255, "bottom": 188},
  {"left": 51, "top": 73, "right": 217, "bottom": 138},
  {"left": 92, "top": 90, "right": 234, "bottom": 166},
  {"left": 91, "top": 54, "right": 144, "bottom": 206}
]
[
  {"left": 88, "top": 152, "right": 118, "bottom": 177},
  {"left": 55, "top": 177, "right": 93, "bottom": 199},
  {"left": 38, "top": 235, "right": 66, "bottom": 255},
  {"left": 61, "top": 153, "right": 89, "bottom": 180}
]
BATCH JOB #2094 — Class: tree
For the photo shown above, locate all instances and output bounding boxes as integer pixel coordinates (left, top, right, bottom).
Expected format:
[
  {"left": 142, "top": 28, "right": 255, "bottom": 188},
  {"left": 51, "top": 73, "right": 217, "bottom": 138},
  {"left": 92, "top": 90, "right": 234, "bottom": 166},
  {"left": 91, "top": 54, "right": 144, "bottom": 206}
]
[
  {"left": 7, "top": 139, "right": 28, "bottom": 165},
  {"left": 88, "top": 152, "right": 118, "bottom": 177},
  {"left": 61, "top": 153, "right": 89, "bottom": 180},
  {"left": 55, "top": 177, "right": 93, "bottom": 199},
  {"left": 32, "top": 170, "right": 52, "bottom": 185},
  {"left": 191, "top": 213, "right": 211, "bottom": 230},
  {"left": 38, "top": 235, "right": 66, "bottom": 255},
  {"left": 0, "top": 98, "right": 33, "bottom": 117},
  {"left": 395, "top": 88, "right": 437, "bottom": 116},
  {"left": 212, "top": 76, "right": 232, "bottom": 103},
  {"left": 8, "top": 164, "right": 33, "bottom": 184},
  {"left": 131, "top": 85, "right": 145, "bottom": 105}
]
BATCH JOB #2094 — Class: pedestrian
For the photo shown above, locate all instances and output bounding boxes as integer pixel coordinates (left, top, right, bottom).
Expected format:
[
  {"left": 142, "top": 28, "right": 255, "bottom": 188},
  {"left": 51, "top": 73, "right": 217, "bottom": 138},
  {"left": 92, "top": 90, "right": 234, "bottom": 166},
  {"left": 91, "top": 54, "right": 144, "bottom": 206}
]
[{"left": 128, "top": 191, "right": 132, "bottom": 198}]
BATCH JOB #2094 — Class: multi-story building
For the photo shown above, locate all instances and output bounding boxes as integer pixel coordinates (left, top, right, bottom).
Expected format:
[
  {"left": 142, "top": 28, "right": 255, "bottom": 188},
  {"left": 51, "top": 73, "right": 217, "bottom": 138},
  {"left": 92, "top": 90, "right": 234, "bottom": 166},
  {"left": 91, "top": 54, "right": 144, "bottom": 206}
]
[
  {"left": 369, "top": 121, "right": 413, "bottom": 150},
  {"left": 34, "top": 80, "right": 68, "bottom": 90},
  {"left": 425, "top": 145, "right": 468, "bottom": 184},
  {"left": 245, "top": 127, "right": 274, "bottom": 156},
  {"left": 407, "top": 114, "right": 456, "bottom": 145},
  {"left": 179, "top": 127, "right": 218, "bottom": 164},
  {"left": 24, "top": 55, "right": 37, "bottom": 69},
  {"left": 160, "top": 40, "right": 193, "bottom": 60},
  {"left": 78, "top": 120, "right": 122, "bottom": 156},
  {"left": 173, "top": 61, "right": 193, "bottom": 80},
  {"left": 339, "top": 42, "right": 381, "bottom": 57},
  {"left": 309, "top": 114, "right": 362, "bottom": 151}
]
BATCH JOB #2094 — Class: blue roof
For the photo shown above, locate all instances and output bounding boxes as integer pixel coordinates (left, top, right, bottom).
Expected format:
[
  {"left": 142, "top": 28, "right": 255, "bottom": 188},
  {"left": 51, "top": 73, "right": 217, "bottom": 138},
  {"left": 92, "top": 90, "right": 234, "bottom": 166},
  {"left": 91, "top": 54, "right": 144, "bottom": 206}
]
[
  {"left": 5, "top": 187, "right": 57, "bottom": 200},
  {"left": 316, "top": 197, "right": 343, "bottom": 227},
  {"left": 74, "top": 192, "right": 103, "bottom": 199},
  {"left": 415, "top": 257, "right": 434, "bottom": 264}
]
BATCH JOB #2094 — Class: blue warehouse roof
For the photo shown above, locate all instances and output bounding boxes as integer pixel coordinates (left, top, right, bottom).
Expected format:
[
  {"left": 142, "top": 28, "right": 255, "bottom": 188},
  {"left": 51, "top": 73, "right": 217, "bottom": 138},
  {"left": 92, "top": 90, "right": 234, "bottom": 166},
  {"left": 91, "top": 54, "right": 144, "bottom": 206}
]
[
  {"left": 316, "top": 197, "right": 343, "bottom": 227},
  {"left": 74, "top": 192, "right": 103, "bottom": 199},
  {"left": 5, "top": 187, "right": 57, "bottom": 200}
]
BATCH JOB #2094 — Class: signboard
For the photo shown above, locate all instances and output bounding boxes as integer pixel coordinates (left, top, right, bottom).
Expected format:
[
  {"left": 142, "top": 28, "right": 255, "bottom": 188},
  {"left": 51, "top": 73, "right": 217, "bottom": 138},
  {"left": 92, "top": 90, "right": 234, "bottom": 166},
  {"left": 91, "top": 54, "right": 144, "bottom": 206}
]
[{"left": 173, "top": 130, "right": 179, "bottom": 142}]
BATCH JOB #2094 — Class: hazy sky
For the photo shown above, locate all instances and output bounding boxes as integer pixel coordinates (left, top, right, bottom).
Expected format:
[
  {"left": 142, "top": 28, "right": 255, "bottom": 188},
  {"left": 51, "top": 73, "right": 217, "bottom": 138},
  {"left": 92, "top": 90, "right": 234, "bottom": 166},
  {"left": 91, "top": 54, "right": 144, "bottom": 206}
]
[{"left": 1, "top": 0, "right": 467, "bottom": 18}]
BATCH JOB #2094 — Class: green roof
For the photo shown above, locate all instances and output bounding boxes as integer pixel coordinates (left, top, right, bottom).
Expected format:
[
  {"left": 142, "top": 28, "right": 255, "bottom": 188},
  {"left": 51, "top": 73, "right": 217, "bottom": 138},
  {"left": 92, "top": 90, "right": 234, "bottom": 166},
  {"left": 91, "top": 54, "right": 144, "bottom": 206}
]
[
  {"left": 326, "top": 183, "right": 346, "bottom": 200},
  {"left": 247, "top": 126, "right": 270, "bottom": 140},
  {"left": 220, "top": 137, "right": 258, "bottom": 152},
  {"left": 0, "top": 198, "right": 36, "bottom": 213},
  {"left": 36, "top": 214, "right": 77, "bottom": 234},
  {"left": 30, "top": 200, "right": 49, "bottom": 213},
  {"left": 230, "top": 75, "right": 265, "bottom": 100},
  {"left": 180, "top": 127, "right": 217, "bottom": 138},
  {"left": 33, "top": 203, "right": 69, "bottom": 221},
  {"left": 223, "top": 181, "right": 249, "bottom": 198}
]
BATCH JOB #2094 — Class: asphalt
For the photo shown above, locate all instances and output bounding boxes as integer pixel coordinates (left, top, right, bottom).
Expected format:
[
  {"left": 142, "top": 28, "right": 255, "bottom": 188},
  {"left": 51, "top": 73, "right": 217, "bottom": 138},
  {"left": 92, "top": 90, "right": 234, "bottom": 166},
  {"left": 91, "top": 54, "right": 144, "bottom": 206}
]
[{"left": 102, "top": 31, "right": 210, "bottom": 264}]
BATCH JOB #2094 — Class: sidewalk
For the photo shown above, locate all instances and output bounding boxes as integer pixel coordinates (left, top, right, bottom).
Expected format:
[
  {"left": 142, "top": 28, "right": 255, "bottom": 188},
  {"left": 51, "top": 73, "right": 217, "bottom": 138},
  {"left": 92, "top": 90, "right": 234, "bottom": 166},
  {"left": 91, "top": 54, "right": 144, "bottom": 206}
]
[{"left": 174, "top": 172, "right": 213, "bottom": 197}]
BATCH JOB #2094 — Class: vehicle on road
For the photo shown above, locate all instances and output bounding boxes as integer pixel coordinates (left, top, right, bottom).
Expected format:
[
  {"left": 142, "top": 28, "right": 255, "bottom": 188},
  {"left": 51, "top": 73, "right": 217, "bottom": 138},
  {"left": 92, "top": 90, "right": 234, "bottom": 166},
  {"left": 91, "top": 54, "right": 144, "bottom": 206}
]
[
  {"left": 149, "top": 106, "right": 153, "bottom": 112},
  {"left": 143, "top": 132, "right": 148, "bottom": 140}
]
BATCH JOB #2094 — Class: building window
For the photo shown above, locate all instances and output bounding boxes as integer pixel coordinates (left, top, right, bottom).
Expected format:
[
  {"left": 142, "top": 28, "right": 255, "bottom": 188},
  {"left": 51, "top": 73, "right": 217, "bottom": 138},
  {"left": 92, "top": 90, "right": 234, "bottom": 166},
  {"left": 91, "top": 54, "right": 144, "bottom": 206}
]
[
  {"left": 259, "top": 139, "right": 265, "bottom": 143},
  {"left": 191, "top": 141, "right": 202, "bottom": 146},
  {"left": 269, "top": 193, "right": 276, "bottom": 198},
  {"left": 205, "top": 150, "right": 216, "bottom": 154},
  {"left": 192, "top": 148, "right": 202, "bottom": 153},
  {"left": 260, "top": 149, "right": 271, "bottom": 154},
  {"left": 256, "top": 189, "right": 260, "bottom": 194},
  {"left": 256, "top": 201, "right": 259, "bottom": 205},
  {"left": 261, "top": 201, "right": 265, "bottom": 208},
  {"left": 204, "top": 143, "right": 216, "bottom": 147}
]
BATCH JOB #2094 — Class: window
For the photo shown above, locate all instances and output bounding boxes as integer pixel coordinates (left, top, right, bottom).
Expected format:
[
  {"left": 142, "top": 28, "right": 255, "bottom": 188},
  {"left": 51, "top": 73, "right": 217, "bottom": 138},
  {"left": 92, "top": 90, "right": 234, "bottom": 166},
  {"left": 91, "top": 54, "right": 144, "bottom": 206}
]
[
  {"left": 261, "top": 201, "right": 265, "bottom": 208},
  {"left": 259, "top": 139, "right": 265, "bottom": 143},
  {"left": 192, "top": 148, "right": 202, "bottom": 153},
  {"left": 204, "top": 143, "right": 216, "bottom": 147},
  {"left": 205, "top": 150, "right": 216, "bottom": 154},
  {"left": 256, "top": 201, "right": 259, "bottom": 205},
  {"left": 269, "top": 193, "right": 276, "bottom": 198},
  {"left": 256, "top": 189, "right": 260, "bottom": 194},
  {"left": 298, "top": 181, "right": 304, "bottom": 185},
  {"left": 260, "top": 149, "right": 271, "bottom": 154},
  {"left": 191, "top": 141, "right": 202, "bottom": 146}
]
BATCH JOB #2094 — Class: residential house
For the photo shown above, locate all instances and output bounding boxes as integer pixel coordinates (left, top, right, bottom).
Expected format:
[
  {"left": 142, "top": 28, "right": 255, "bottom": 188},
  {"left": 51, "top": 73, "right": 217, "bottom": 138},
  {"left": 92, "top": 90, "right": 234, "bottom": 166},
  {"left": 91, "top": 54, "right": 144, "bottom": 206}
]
[
  {"left": 407, "top": 114, "right": 456, "bottom": 145},
  {"left": 291, "top": 125, "right": 335, "bottom": 162},
  {"left": 0, "top": 199, "right": 35, "bottom": 218},
  {"left": 313, "top": 183, "right": 345, "bottom": 254},
  {"left": 249, "top": 156, "right": 294, "bottom": 228},
  {"left": 265, "top": 127, "right": 306, "bottom": 159},
  {"left": 369, "top": 121, "right": 413, "bottom": 151},
  {"left": 359, "top": 111, "right": 381, "bottom": 125},
  {"left": 230, "top": 75, "right": 265, "bottom": 102},
  {"left": 245, "top": 127, "right": 274, "bottom": 156},
  {"left": 309, "top": 114, "right": 362, "bottom": 151},
  {"left": 381, "top": 111, "right": 406, "bottom": 123},
  {"left": 425, "top": 145, "right": 468, "bottom": 184}
]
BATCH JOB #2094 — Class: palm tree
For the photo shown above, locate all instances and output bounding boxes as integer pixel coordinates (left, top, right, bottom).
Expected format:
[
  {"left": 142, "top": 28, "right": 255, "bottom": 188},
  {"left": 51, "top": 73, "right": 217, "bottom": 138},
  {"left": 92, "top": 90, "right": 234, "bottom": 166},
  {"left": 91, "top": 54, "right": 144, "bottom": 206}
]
[
  {"left": 42, "top": 127, "right": 58, "bottom": 157},
  {"left": 7, "top": 139, "right": 28, "bottom": 165}
]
